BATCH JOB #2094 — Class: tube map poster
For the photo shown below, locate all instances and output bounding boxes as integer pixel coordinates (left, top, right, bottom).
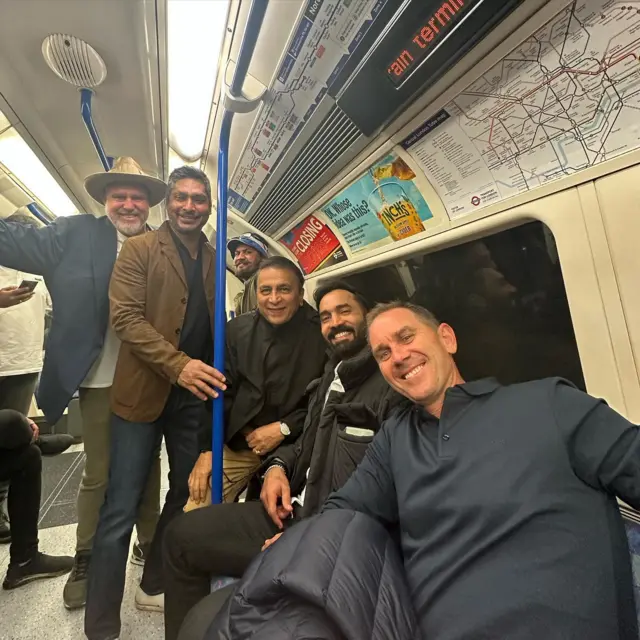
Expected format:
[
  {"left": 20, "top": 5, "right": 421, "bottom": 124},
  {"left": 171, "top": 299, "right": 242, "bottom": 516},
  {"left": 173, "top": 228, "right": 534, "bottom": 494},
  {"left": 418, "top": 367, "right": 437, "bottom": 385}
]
[
  {"left": 279, "top": 213, "right": 347, "bottom": 275},
  {"left": 401, "top": 0, "right": 640, "bottom": 218},
  {"left": 321, "top": 153, "right": 433, "bottom": 252}
]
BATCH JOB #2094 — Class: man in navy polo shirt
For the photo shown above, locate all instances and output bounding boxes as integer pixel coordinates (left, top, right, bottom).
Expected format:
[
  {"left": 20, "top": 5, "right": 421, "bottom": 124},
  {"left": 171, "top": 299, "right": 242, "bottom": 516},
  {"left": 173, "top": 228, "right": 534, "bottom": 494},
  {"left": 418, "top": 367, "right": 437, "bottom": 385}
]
[{"left": 324, "top": 300, "right": 640, "bottom": 640}]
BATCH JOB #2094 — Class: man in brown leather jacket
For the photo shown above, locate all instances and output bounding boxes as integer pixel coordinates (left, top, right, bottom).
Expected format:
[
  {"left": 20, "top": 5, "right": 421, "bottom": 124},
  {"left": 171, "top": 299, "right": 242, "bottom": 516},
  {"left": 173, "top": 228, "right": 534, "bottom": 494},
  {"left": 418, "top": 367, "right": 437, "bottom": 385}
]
[{"left": 84, "top": 166, "right": 226, "bottom": 640}]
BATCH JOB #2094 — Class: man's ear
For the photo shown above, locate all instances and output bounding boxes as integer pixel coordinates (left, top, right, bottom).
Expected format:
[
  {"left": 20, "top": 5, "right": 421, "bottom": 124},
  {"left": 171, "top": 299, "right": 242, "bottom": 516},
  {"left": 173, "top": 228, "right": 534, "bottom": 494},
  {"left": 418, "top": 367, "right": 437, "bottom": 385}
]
[
  {"left": 438, "top": 323, "right": 458, "bottom": 355},
  {"left": 300, "top": 287, "right": 305, "bottom": 306}
]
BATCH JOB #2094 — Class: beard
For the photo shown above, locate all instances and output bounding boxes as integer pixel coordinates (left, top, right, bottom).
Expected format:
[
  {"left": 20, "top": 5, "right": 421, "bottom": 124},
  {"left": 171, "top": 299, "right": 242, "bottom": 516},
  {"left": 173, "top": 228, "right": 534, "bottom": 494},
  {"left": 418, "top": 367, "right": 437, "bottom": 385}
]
[
  {"left": 328, "top": 324, "right": 367, "bottom": 359},
  {"left": 236, "top": 263, "right": 258, "bottom": 281},
  {"left": 115, "top": 219, "right": 145, "bottom": 237}
]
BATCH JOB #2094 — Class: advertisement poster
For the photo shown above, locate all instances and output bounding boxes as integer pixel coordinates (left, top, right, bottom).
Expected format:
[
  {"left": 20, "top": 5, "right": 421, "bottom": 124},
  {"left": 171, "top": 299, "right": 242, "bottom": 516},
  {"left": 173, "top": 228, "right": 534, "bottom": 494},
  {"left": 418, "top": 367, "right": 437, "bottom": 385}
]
[
  {"left": 321, "top": 153, "right": 433, "bottom": 252},
  {"left": 279, "top": 213, "right": 347, "bottom": 275}
]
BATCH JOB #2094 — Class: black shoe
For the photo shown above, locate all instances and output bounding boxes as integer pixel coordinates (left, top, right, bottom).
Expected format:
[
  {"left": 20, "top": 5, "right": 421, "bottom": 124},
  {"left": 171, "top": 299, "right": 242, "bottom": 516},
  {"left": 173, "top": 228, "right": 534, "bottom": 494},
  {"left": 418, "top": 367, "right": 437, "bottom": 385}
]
[
  {"left": 35, "top": 434, "right": 75, "bottom": 456},
  {"left": 3, "top": 552, "right": 74, "bottom": 590},
  {"left": 0, "top": 510, "right": 9, "bottom": 545}
]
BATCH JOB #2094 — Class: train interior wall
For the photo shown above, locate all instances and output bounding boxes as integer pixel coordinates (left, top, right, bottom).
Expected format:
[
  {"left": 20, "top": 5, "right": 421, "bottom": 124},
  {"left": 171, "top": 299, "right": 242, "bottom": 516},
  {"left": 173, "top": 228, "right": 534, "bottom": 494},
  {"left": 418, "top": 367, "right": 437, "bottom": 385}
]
[{"left": 306, "top": 162, "right": 640, "bottom": 425}]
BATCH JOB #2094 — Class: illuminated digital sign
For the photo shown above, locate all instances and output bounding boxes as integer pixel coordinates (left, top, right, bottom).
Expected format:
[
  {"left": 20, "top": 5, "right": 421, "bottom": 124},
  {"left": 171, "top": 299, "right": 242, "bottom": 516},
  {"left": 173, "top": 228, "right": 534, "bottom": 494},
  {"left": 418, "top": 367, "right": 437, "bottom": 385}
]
[{"left": 386, "top": 0, "right": 472, "bottom": 86}]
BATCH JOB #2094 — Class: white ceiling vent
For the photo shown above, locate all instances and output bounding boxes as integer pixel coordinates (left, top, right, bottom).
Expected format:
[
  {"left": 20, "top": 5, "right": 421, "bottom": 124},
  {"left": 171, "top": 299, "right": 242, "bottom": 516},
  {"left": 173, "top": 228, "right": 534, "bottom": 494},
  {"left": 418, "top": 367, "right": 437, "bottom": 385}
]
[{"left": 42, "top": 34, "right": 107, "bottom": 88}]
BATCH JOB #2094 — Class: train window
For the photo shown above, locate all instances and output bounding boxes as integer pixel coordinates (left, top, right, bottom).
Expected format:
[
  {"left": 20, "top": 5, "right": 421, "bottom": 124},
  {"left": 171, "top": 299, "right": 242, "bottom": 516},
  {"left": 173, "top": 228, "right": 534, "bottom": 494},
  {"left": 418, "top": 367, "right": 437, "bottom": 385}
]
[{"left": 341, "top": 221, "right": 585, "bottom": 390}]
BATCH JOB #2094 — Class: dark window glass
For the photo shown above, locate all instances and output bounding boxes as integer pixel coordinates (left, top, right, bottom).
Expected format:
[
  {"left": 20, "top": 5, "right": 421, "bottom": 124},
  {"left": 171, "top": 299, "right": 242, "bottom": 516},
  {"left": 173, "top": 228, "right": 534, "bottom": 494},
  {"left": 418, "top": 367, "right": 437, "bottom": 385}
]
[{"left": 341, "top": 221, "right": 585, "bottom": 390}]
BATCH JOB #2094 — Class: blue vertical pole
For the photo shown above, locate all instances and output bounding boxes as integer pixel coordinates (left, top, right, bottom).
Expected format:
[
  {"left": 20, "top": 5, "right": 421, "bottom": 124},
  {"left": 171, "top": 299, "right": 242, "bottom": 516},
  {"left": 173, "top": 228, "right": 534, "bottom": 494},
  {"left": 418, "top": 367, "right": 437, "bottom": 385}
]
[
  {"left": 211, "top": 112, "right": 233, "bottom": 505},
  {"left": 211, "top": 0, "right": 269, "bottom": 504}
]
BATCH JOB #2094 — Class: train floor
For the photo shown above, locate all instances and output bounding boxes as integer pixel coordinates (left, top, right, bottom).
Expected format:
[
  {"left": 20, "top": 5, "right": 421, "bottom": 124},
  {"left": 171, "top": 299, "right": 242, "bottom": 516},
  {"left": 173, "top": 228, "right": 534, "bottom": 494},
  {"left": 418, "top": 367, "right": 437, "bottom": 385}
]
[
  {"left": 0, "top": 443, "right": 167, "bottom": 640},
  {"left": 4, "top": 443, "right": 640, "bottom": 638}
]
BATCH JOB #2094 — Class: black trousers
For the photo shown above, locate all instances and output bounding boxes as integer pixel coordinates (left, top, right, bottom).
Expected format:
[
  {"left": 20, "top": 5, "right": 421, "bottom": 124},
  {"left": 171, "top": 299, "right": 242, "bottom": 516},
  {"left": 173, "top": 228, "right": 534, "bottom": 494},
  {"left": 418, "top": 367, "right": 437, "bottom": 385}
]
[
  {"left": 0, "top": 372, "right": 39, "bottom": 506},
  {"left": 163, "top": 500, "right": 281, "bottom": 640},
  {"left": 0, "top": 409, "right": 41, "bottom": 564}
]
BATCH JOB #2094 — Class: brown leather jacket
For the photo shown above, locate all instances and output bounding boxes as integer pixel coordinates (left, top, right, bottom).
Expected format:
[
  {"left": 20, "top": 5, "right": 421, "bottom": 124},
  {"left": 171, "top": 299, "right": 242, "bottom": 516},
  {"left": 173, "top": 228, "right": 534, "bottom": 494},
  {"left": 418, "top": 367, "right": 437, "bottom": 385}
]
[{"left": 109, "top": 221, "right": 215, "bottom": 422}]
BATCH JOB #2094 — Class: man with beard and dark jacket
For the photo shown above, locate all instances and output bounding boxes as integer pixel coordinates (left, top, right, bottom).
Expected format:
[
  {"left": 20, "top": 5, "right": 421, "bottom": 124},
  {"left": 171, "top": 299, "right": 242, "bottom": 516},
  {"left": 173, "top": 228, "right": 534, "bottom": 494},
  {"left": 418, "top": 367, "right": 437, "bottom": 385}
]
[
  {"left": 186, "top": 257, "right": 328, "bottom": 507},
  {"left": 162, "top": 281, "right": 402, "bottom": 640}
]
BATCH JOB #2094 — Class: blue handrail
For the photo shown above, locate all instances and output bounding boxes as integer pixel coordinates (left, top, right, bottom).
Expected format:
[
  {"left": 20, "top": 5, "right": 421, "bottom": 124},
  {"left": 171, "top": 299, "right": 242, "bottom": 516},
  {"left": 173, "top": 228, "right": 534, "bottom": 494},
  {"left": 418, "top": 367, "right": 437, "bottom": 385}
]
[
  {"left": 26, "top": 202, "right": 50, "bottom": 226},
  {"left": 80, "top": 88, "right": 113, "bottom": 172},
  {"left": 211, "top": 0, "right": 269, "bottom": 504}
]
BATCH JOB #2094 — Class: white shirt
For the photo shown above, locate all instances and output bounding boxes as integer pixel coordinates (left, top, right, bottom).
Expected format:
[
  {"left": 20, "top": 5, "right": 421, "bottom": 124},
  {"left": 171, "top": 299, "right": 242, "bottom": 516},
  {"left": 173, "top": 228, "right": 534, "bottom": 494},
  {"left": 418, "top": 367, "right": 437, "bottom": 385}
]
[
  {"left": 81, "top": 231, "right": 127, "bottom": 389},
  {"left": 0, "top": 266, "right": 50, "bottom": 377},
  {"left": 292, "top": 363, "right": 344, "bottom": 507}
]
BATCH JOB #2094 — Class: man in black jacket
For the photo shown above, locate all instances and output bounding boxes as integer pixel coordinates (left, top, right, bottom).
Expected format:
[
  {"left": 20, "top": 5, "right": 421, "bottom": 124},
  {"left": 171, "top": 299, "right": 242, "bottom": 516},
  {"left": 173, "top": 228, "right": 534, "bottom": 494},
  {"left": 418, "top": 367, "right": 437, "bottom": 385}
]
[
  {"left": 162, "top": 281, "right": 401, "bottom": 640},
  {"left": 186, "top": 257, "right": 327, "bottom": 506}
]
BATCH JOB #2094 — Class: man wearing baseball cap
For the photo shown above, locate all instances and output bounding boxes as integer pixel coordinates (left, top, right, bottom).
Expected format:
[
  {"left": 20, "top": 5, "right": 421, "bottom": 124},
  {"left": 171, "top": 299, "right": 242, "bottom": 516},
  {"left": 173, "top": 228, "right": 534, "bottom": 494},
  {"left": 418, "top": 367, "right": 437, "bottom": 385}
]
[{"left": 227, "top": 233, "right": 268, "bottom": 316}]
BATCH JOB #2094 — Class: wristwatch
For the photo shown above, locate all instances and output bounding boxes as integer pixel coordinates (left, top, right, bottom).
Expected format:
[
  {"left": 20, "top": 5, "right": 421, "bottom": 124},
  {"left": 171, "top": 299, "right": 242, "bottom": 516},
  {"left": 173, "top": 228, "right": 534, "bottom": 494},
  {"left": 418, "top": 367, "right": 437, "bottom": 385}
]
[{"left": 279, "top": 421, "right": 291, "bottom": 436}]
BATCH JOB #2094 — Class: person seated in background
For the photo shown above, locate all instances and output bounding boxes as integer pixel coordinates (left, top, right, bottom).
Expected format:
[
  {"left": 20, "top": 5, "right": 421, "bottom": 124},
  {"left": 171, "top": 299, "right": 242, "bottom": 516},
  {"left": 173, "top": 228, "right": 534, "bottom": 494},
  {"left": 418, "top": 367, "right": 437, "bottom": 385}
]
[
  {"left": 186, "top": 256, "right": 327, "bottom": 507},
  {"left": 0, "top": 209, "right": 72, "bottom": 545},
  {"left": 228, "top": 232, "right": 268, "bottom": 316},
  {"left": 163, "top": 280, "right": 402, "bottom": 640},
  {"left": 315, "top": 301, "right": 640, "bottom": 640},
  {"left": 0, "top": 409, "right": 73, "bottom": 589},
  {"left": 0, "top": 158, "right": 164, "bottom": 610}
]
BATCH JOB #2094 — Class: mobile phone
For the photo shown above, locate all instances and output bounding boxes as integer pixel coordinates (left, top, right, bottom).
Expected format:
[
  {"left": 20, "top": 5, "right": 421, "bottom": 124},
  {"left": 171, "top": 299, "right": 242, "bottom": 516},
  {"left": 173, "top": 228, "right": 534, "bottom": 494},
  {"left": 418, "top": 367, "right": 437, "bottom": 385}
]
[{"left": 19, "top": 279, "right": 39, "bottom": 292}]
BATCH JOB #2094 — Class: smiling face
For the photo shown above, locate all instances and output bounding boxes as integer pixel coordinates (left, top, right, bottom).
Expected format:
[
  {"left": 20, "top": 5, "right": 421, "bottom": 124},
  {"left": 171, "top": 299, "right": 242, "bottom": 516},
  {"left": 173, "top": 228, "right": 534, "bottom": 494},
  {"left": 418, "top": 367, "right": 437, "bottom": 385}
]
[
  {"left": 318, "top": 289, "right": 367, "bottom": 359},
  {"left": 369, "top": 307, "right": 462, "bottom": 415},
  {"left": 234, "top": 244, "right": 263, "bottom": 281},
  {"left": 166, "top": 178, "right": 211, "bottom": 236},
  {"left": 105, "top": 184, "right": 150, "bottom": 237},
  {"left": 257, "top": 266, "right": 304, "bottom": 326}
]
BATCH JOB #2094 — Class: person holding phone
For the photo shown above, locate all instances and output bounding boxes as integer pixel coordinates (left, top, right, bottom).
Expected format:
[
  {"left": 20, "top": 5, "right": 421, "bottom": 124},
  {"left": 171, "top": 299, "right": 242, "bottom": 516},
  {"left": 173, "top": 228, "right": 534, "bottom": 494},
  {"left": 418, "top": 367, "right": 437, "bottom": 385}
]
[
  {"left": 0, "top": 213, "right": 50, "bottom": 416},
  {"left": 0, "top": 212, "right": 51, "bottom": 543},
  {"left": 0, "top": 285, "right": 34, "bottom": 308}
]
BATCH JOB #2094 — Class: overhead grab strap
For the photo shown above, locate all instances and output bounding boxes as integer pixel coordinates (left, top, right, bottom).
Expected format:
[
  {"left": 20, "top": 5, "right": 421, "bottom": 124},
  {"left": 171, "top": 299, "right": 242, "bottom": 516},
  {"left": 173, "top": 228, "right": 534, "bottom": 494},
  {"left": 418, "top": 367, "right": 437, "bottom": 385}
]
[{"left": 211, "top": 0, "right": 269, "bottom": 504}]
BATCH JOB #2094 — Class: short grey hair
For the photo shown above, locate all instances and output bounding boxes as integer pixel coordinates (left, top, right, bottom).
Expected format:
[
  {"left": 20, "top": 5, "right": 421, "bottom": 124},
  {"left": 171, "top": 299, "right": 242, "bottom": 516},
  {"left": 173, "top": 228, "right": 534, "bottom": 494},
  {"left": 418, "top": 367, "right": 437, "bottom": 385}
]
[
  {"left": 166, "top": 166, "right": 212, "bottom": 209},
  {"left": 366, "top": 300, "right": 440, "bottom": 333}
]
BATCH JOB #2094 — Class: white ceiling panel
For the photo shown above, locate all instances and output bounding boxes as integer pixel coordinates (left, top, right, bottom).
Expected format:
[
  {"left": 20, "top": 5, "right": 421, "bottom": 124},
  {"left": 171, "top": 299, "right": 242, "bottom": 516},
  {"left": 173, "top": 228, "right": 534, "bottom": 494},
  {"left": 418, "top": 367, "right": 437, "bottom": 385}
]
[{"left": 0, "top": 0, "right": 167, "bottom": 220}]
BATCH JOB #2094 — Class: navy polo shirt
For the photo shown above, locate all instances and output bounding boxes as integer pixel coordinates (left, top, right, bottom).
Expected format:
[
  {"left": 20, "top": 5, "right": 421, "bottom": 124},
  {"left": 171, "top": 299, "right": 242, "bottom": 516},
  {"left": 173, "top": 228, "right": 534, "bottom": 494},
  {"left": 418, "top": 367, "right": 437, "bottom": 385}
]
[{"left": 325, "top": 378, "right": 640, "bottom": 640}]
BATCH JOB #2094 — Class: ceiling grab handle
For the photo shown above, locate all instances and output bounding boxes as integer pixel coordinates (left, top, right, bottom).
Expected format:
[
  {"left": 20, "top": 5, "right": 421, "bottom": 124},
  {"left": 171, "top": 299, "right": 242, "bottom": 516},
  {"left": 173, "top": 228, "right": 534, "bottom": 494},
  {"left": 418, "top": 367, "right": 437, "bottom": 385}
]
[
  {"left": 80, "top": 88, "right": 113, "bottom": 172},
  {"left": 212, "top": 0, "right": 269, "bottom": 505}
]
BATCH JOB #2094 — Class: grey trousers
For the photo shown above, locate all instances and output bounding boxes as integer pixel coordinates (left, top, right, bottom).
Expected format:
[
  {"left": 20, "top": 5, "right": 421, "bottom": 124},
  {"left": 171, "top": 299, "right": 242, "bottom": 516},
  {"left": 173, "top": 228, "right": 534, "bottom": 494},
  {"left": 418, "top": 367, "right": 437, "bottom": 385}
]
[{"left": 76, "top": 387, "right": 161, "bottom": 551}]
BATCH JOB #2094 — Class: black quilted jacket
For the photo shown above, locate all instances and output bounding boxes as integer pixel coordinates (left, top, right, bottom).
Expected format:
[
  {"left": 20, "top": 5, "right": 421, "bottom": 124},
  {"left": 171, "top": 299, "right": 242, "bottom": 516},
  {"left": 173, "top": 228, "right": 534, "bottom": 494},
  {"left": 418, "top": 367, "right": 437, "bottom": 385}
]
[{"left": 205, "top": 509, "right": 420, "bottom": 640}]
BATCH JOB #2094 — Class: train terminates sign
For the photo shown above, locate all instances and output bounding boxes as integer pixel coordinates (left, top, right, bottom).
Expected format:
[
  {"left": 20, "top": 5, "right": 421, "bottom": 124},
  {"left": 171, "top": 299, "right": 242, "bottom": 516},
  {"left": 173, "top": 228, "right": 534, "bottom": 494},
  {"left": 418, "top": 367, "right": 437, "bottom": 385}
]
[{"left": 386, "top": 0, "right": 471, "bottom": 86}]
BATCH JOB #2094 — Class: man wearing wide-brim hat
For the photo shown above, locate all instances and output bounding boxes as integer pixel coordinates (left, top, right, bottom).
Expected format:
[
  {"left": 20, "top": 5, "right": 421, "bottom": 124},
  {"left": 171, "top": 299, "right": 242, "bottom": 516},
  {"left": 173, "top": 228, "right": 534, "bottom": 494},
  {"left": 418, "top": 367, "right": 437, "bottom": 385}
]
[{"left": 0, "top": 157, "right": 163, "bottom": 606}]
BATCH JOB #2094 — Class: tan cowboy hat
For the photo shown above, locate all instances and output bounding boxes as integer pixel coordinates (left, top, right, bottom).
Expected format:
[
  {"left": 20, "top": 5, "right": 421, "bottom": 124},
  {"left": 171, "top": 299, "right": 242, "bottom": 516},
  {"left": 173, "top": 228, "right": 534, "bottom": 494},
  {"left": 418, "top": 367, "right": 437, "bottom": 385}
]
[{"left": 84, "top": 157, "right": 166, "bottom": 207}]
